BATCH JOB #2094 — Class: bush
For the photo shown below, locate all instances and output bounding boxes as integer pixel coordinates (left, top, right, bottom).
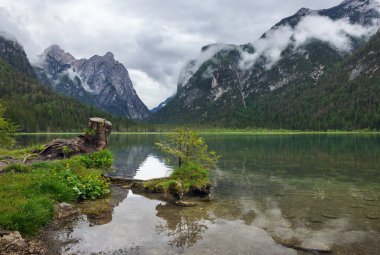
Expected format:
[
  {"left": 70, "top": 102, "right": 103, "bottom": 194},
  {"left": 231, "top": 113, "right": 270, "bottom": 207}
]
[
  {"left": 60, "top": 169, "right": 110, "bottom": 200},
  {"left": 78, "top": 150, "right": 113, "bottom": 169},
  {"left": 171, "top": 163, "right": 210, "bottom": 192}
]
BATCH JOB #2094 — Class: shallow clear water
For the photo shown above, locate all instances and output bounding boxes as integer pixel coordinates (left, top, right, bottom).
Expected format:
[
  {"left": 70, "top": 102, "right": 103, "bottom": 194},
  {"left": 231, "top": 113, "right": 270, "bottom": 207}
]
[{"left": 16, "top": 134, "right": 380, "bottom": 254}]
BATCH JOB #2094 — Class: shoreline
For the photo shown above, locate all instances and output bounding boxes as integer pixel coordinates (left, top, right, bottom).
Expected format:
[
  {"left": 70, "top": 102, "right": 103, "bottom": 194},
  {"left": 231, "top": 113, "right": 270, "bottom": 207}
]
[{"left": 14, "top": 130, "right": 380, "bottom": 136}]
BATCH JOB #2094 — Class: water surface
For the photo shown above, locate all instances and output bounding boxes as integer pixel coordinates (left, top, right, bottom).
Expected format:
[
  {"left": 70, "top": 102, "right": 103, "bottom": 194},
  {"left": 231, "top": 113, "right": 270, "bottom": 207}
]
[{"left": 16, "top": 134, "right": 380, "bottom": 254}]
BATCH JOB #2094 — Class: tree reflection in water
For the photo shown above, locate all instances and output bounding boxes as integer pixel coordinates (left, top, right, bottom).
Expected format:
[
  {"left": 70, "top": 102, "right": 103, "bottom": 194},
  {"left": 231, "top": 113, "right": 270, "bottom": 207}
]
[{"left": 155, "top": 203, "right": 213, "bottom": 248}]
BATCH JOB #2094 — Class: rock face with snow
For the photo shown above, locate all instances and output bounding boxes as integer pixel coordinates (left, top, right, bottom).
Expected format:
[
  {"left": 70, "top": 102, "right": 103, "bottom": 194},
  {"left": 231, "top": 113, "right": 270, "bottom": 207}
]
[
  {"left": 150, "top": 0, "right": 380, "bottom": 124},
  {"left": 35, "top": 46, "right": 150, "bottom": 119}
]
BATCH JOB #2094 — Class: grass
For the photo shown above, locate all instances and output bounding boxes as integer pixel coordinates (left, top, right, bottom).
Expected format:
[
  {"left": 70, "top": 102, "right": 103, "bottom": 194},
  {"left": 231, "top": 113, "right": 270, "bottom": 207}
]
[
  {"left": 0, "top": 150, "right": 112, "bottom": 236},
  {"left": 144, "top": 163, "right": 210, "bottom": 195},
  {"left": 0, "top": 144, "right": 45, "bottom": 160}
]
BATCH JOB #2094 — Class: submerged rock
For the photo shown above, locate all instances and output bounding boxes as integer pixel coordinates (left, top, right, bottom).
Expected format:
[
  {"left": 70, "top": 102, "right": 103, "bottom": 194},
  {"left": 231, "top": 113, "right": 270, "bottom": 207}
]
[
  {"left": 365, "top": 213, "right": 379, "bottom": 220},
  {"left": 55, "top": 202, "right": 79, "bottom": 220},
  {"left": 174, "top": 200, "right": 198, "bottom": 207},
  {"left": 297, "top": 240, "right": 331, "bottom": 253},
  {"left": 321, "top": 213, "right": 337, "bottom": 219}
]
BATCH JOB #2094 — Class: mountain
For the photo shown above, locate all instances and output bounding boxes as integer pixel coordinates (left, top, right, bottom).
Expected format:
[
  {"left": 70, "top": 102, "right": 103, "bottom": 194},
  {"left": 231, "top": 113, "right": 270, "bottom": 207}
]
[
  {"left": 150, "top": 0, "right": 380, "bottom": 128},
  {"left": 0, "top": 34, "right": 36, "bottom": 78},
  {"left": 0, "top": 35, "right": 145, "bottom": 132},
  {"left": 236, "top": 31, "right": 380, "bottom": 130},
  {"left": 34, "top": 45, "right": 150, "bottom": 120},
  {"left": 268, "top": 0, "right": 380, "bottom": 32},
  {"left": 150, "top": 96, "right": 173, "bottom": 113}
]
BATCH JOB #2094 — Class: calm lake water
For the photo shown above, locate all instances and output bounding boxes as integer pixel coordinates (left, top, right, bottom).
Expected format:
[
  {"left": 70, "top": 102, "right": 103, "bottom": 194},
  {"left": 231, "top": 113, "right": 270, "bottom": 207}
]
[{"left": 16, "top": 134, "right": 380, "bottom": 255}]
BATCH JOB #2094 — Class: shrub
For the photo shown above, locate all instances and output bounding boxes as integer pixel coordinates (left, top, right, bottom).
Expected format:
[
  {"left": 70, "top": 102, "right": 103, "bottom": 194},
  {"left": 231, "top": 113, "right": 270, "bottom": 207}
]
[
  {"left": 171, "top": 163, "right": 210, "bottom": 192},
  {"left": 78, "top": 150, "right": 113, "bottom": 169},
  {"left": 60, "top": 169, "right": 110, "bottom": 200}
]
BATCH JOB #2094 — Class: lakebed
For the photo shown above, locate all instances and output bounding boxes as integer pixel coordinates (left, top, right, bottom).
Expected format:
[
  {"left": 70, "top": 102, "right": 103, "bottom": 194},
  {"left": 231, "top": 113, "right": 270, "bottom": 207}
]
[{"left": 14, "top": 133, "right": 380, "bottom": 255}]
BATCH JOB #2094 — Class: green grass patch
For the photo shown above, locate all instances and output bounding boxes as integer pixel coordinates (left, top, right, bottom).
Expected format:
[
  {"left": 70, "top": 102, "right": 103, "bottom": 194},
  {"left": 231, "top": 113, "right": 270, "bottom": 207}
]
[
  {"left": 0, "top": 144, "right": 45, "bottom": 160},
  {"left": 144, "top": 163, "right": 211, "bottom": 194},
  {"left": 0, "top": 150, "right": 112, "bottom": 236}
]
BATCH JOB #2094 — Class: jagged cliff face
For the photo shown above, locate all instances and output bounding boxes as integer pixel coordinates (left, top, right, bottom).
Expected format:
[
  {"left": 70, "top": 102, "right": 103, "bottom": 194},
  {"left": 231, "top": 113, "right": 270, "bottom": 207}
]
[
  {"left": 35, "top": 46, "right": 150, "bottom": 119},
  {"left": 150, "top": 0, "right": 380, "bottom": 123},
  {"left": 0, "top": 35, "right": 36, "bottom": 78}
]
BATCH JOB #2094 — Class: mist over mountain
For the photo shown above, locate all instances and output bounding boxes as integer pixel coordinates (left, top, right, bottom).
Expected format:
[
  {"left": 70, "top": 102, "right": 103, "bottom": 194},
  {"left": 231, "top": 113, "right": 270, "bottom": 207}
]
[{"left": 150, "top": 0, "right": 380, "bottom": 130}]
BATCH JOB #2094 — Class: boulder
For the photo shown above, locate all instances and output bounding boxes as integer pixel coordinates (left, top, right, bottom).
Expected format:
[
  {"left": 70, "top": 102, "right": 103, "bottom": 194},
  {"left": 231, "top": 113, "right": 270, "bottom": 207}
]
[{"left": 0, "top": 231, "right": 27, "bottom": 252}]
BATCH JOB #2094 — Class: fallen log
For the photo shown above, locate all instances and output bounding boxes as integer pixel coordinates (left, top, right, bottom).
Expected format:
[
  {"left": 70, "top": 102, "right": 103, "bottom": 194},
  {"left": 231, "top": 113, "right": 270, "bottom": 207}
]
[{"left": 39, "top": 117, "right": 112, "bottom": 160}]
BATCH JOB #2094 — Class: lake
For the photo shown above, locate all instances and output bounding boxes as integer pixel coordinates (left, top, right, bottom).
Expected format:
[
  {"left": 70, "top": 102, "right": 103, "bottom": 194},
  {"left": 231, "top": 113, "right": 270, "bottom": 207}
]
[{"left": 16, "top": 134, "right": 380, "bottom": 255}]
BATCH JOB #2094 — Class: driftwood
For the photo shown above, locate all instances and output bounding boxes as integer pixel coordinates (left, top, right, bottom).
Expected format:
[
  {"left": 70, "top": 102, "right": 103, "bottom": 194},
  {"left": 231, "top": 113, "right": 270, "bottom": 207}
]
[{"left": 39, "top": 118, "right": 112, "bottom": 160}]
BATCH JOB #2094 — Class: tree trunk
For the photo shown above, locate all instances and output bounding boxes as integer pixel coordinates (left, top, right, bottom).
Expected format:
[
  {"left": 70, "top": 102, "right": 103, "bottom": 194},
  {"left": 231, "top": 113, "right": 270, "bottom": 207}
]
[
  {"left": 39, "top": 117, "right": 112, "bottom": 160},
  {"left": 86, "top": 117, "right": 112, "bottom": 150}
]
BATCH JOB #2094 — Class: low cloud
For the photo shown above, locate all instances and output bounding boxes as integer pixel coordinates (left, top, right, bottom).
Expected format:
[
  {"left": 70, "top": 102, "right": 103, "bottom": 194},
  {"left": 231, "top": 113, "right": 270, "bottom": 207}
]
[
  {"left": 240, "top": 15, "right": 378, "bottom": 69},
  {"left": 0, "top": 0, "right": 345, "bottom": 108},
  {"left": 177, "top": 44, "right": 234, "bottom": 88},
  {"left": 129, "top": 69, "right": 174, "bottom": 109}
]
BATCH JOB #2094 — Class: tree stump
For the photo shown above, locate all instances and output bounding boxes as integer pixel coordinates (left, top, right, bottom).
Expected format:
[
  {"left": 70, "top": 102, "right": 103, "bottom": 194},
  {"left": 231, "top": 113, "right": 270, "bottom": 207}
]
[{"left": 39, "top": 117, "right": 112, "bottom": 160}]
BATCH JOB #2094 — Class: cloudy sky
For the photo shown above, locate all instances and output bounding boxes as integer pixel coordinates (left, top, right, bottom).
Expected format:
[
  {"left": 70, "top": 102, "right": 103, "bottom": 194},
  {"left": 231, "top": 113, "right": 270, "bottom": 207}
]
[{"left": 0, "top": 0, "right": 344, "bottom": 109}]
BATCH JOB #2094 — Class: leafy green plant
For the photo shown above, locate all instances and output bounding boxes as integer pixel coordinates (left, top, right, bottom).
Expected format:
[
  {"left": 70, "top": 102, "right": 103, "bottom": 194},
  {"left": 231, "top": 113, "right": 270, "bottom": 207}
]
[
  {"left": 78, "top": 150, "right": 113, "bottom": 169},
  {"left": 171, "top": 163, "right": 209, "bottom": 192},
  {"left": 60, "top": 168, "right": 110, "bottom": 200}
]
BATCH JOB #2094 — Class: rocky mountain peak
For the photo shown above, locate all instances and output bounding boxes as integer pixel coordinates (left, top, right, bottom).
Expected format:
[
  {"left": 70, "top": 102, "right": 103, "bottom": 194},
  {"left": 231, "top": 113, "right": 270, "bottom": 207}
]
[
  {"left": 295, "top": 7, "right": 312, "bottom": 16},
  {"left": 103, "top": 51, "right": 114, "bottom": 60},
  {"left": 41, "top": 44, "right": 76, "bottom": 65},
  {"left": 35, "top": 46, "right": 150, "bottom": 119}
]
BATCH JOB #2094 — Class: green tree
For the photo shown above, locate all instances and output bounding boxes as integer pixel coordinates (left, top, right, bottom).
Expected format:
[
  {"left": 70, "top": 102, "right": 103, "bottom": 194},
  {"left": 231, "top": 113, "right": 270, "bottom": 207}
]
[
  {"left": 0, "top": 102, "right": 17, "bottom": 148},
  {"left": 156, "top": 129, "right": 219, "bottom": 168}
]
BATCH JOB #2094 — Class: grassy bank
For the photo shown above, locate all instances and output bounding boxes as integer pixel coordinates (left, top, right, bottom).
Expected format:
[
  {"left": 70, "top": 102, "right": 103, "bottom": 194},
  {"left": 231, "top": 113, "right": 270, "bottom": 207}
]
[{"left": 0, "top": 149, "right": 112, "bottom": 236}]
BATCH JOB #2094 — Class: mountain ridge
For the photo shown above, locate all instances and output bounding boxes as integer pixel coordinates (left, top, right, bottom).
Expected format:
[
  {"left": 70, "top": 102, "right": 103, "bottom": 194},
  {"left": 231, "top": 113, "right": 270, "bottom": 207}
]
[
  {"left": 150, "top": 0, "right": 380, "bottom": 129},
  {"left": 34, "top": 45, "right": 150, "bottom": 120}
]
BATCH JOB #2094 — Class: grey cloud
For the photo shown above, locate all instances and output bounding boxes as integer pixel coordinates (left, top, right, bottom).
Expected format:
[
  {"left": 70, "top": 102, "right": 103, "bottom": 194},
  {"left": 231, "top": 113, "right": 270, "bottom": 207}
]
[{"left": 0, "top": 0, "right": 343, "bottom": 108}]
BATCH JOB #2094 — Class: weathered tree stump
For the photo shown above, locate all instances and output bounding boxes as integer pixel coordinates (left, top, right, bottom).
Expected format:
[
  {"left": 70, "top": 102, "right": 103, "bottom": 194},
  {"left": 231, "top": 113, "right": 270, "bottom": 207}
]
[{"left": 39, "top": 118, "right": 112, "bottom": 160}]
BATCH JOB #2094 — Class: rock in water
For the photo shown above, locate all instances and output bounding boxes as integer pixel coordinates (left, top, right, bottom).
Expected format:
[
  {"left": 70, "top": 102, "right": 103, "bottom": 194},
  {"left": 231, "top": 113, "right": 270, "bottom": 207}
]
[
  {"left": 298, "top": 240, "right": 331, "bottom": 253},
  {"left": 55, "top": 202, "right": 79, "bottom": 220},
  {"left": 174, "top": 200, "right": 198, "bottom": 207}
]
